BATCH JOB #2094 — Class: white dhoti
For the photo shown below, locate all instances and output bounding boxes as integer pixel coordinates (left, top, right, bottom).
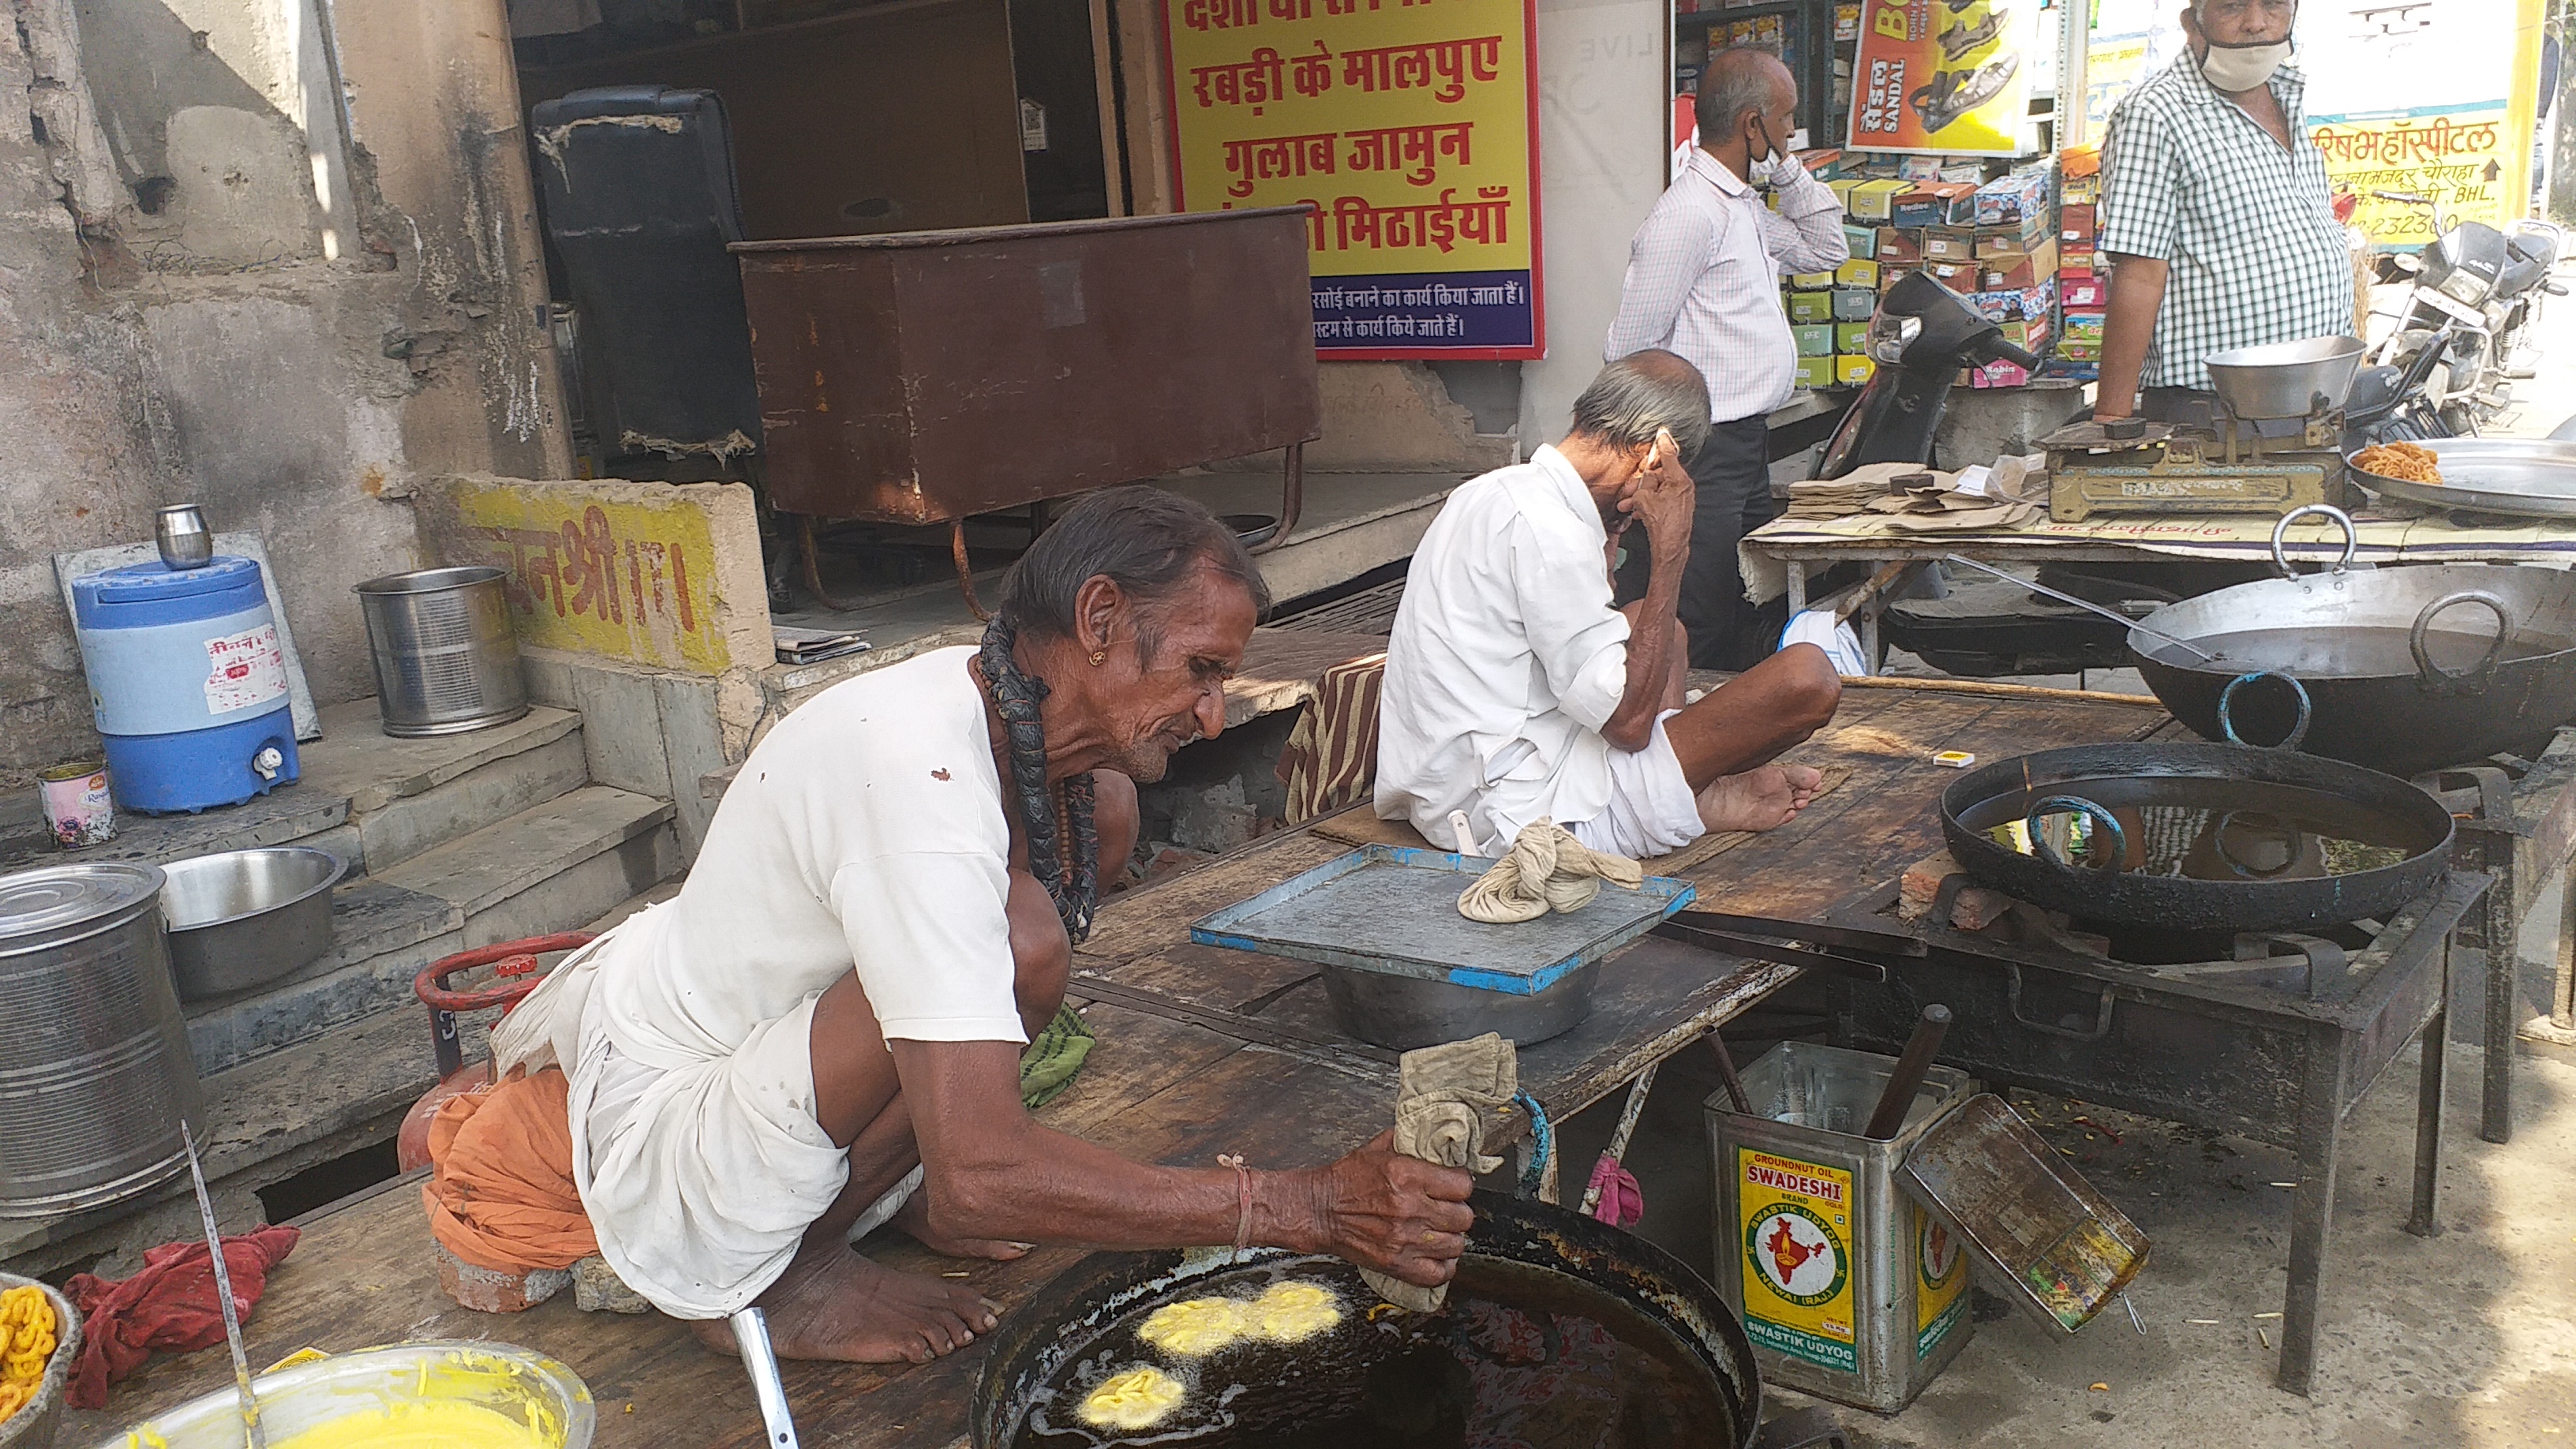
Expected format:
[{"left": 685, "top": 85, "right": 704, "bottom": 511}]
[
  {"left": 1562, "top": 711, "right": 1705, "bottom": 861},
  {"left": 492, "top": 911, "right": 923, "bottom": 1320}
]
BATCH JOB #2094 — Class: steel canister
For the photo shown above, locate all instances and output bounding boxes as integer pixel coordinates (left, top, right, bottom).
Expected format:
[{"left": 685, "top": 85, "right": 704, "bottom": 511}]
[
  {"left": 0, "top": 862, "right": 202, "bottom": 1216},
  {"left": 36, "top": 762, "right": 114, "bottom": 848},
  {"left": 1706, "top": 1041, "right": 1978, "bottom": 1413}
]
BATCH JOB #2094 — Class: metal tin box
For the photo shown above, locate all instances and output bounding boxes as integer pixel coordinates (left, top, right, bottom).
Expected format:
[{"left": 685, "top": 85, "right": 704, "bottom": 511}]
[{"left": 1707, "top": 1041, "right": 1978, "bottom": 1413}]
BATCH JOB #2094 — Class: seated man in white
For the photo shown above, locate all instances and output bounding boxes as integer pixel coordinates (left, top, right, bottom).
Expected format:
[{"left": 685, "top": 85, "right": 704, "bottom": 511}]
[{"left": 1377, "top": 351, "right": 1841, "bottom": 859}]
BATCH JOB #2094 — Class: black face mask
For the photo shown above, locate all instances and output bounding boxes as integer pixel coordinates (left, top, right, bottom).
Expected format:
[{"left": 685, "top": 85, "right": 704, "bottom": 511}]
[{"left": 1750, "top": 116, "right": 1786, "bottom": 167}]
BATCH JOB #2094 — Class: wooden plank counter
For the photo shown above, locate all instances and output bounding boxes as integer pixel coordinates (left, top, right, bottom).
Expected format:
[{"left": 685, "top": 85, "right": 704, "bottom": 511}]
[{"left": 66, "top": 684, "right": 2170, "bottom": 1448}]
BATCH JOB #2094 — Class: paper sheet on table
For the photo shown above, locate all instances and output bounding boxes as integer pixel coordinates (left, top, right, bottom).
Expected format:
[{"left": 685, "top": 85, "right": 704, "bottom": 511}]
[{"left": 1736, "top": 510, "right": 2576, "bottom": 603}]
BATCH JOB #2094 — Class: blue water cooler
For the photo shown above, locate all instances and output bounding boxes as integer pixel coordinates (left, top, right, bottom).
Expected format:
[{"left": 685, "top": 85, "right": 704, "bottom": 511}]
[{"left": 70, "top": 557, "right": 301, "bottom": 814}]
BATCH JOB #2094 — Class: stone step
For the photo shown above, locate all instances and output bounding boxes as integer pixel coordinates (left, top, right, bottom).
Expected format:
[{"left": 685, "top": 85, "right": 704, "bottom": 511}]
[
  {"left": 0, "top": 998, "right": 440, "bottom": 1276},
  {"left": 0, "top": 699, "right": 585, "bottom": 877},
  {"left": 375, "top": 784, "right": 681, "bottom": 950},
  {"left": 180, "top": 878, "right": 462, "bottom": 1076}
]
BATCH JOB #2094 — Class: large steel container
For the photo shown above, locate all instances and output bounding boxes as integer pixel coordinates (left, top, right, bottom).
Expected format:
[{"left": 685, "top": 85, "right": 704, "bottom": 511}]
[
  {"left": 354, "top": 566, "right": 529, "bottom": 738},
  {"left": 0, "top": 863, "right": 203, "bottom": 1218}
]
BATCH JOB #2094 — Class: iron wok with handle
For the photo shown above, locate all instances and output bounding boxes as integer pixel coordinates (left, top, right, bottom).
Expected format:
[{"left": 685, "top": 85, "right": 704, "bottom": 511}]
[
  {"left": 1939, "top": 741, "right": 2454, "bottom": 933},
  {"left": 972, "top": 1190, "right": 1851, "bottom": 1449},
  {"left": 2127, "top": 504, "right": 2576, "bottom": 777}
]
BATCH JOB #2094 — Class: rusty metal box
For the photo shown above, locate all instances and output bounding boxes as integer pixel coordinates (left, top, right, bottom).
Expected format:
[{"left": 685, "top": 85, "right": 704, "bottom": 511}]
[{"left": 732, "top": 207, "right": 1323, "bottom": 523}]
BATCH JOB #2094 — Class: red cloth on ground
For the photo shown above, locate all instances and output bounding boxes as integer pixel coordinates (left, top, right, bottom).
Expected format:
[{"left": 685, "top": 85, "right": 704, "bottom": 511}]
[{"left": 63, "top": 1224, "right": 299, "bottom": 1410}]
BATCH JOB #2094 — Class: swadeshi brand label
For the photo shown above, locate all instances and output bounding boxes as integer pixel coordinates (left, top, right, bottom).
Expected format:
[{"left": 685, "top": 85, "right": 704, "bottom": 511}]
[
  {"left": 1915, "top": 1206, "right": 1968, "bottom": 1357},
  {"left": 204, "top": 623, "right": 288, "bottom": 715},
  {"left": 1739, "top": 1149, "right": 1855, "bottom": 1371}
]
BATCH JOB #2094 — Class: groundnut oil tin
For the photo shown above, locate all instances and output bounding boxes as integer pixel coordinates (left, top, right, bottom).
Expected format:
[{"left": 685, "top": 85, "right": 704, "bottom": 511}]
[
  {"left": 37, "top": 762, "right": 114, "bottom": 848},
  {"left": 1706, "top": 1041, "right": 1977, "bottom": 1412}
]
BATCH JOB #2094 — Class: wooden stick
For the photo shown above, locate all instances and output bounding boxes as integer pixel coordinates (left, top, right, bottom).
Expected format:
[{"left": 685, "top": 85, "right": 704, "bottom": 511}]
[{"left": 1838, "top": 675, "right": 2170, "bottom": 708}]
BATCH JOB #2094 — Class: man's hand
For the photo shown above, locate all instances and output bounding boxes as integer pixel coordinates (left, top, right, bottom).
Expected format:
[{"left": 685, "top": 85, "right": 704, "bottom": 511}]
[
  {"left": 1312, "top": 1129, "right": 1476, "bottom": 1287},
  {"left": 1628, "top": 429, "right": 1696, "bottom": 555}
]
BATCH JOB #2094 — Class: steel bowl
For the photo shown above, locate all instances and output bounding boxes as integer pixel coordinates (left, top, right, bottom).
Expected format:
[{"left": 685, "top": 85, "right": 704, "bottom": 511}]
[
  {"left": 2204, "top": 335, "right": 2366, "bottom": 419},
  {"left": 97, "top": 1340, "right": 594, "bottom": 1448},
  {"left": 0, "top": 1274, "right": 80, "bottom": 1449},
  {"left": 1320, "top": 960, "right": 1597, "bottom": 1050},
  {"left": 159, "top": 847, "right": 344, "bottom": 1001}
]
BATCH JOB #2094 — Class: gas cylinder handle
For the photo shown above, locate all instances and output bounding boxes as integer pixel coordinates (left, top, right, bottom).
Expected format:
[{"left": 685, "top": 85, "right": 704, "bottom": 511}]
[
  {"left": 2270, "top": 504, "right": 2357, "bottom": 578},
  {"left": 2216, "top": 670, "right": 2314, "bottom": 751},
  {"left": 2023, "top": 795, "right": 2127, "bottom": 873},
  {"left": 2409, "top": 590, "right": 2511, "bottom": 695}
]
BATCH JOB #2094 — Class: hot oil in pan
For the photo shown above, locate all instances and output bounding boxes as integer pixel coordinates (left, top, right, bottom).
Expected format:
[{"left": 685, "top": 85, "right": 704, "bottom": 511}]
[
  {"left": 1012, "top": 1259, "right": 1736, "bottom": 1449},
  {"left": 2143, "top": 626, "right": 2560, "bottom": 676},
  {"left": 1960, "top": 777, "right": 2441, "bottom": 882}
]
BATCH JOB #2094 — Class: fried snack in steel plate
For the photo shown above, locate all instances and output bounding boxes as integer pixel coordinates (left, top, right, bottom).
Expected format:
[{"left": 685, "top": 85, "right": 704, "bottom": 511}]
[
  {"left": 1080, "top": 1366, "right": 1189, "bottom": 1431},
  {"left": 2353, "top": 440, "right": 2443, "bottom": 484},
  {"left": 1250, "top": 1282, "right": 1342, "bottom": 1343},
  {"left": 1136, "top": 1297, "right": 1247, "bottom": 1357}
]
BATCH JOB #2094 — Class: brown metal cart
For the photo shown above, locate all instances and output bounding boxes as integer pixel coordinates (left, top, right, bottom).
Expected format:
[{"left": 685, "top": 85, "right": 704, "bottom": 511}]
[{"left": 731, "top": 206, "right": 1324, "bottom": 612}]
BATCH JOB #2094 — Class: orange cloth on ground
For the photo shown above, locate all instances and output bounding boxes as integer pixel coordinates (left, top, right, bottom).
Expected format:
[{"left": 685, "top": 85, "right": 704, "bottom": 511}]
[{"left": 421, "top": 1067, "right": 599, "bottom": 1273}]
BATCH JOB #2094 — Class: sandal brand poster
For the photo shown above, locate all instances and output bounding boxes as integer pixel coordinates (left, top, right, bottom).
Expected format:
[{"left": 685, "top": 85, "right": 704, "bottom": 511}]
[
  {"left": 1160, "top": 0, "right": 1544, "bottom": 359},
  {"left": 1845, "top": 0, "right": 2040, "bottom": 155}
]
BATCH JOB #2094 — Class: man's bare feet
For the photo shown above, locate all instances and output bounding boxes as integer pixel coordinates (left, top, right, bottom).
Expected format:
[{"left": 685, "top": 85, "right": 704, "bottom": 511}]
[
  {"left": 893, "top": 1189, "right": 1031, "bottom": 1261},
  {"left": 687, "top": 1245, "right": 1002, "bottom": 1365},
  {"left": 1696, "top": 764, "right": 1825, "bottom": 834}
]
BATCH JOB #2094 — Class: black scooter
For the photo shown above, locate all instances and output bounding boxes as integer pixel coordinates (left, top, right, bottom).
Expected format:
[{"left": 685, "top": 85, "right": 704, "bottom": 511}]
[{"left": 1817, "top": 271, "right": 2039, "bottom": 477}]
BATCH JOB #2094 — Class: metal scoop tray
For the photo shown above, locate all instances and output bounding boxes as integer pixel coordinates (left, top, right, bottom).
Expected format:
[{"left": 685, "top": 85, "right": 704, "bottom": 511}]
[{"left": 1190, "top": 844, "right": 1696, "bottom": 994}]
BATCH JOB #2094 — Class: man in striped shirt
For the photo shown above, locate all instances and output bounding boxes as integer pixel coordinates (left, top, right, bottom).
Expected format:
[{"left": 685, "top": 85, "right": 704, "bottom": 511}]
[
  {"left": 1606, "top": 46, "right": 1848, "bottom": 670},
  {"left": 2095, "top": 0, "right": 2353, "bottom": 425}
]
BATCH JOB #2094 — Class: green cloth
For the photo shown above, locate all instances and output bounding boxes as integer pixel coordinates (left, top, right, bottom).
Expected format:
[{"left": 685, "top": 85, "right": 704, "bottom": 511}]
[{"left": 1019, "top": 1003, "right": 1095, "bottom": 1110}]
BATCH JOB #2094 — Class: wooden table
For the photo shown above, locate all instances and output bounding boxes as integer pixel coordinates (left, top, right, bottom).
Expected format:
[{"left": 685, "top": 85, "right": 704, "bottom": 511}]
[{"left": 70, "top": 683, "right": 2172, "bottom": 1448}]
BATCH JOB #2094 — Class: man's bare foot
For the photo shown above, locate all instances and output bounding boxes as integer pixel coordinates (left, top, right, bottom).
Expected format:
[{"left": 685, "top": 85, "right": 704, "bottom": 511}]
[
  {"left": 1696, "top": 764, "right": 1825, "bottom": 833},
  {"left": 687, "top": 1245, "right": 1002, "bottom": 1364},
  {"left": 893, "top": 1189, "right": 1031, "bottom": 1260}
]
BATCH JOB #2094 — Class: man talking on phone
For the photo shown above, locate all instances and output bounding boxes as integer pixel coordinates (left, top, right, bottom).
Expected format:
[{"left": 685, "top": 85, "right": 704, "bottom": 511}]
[{"left": 1375, "top": 353, "right": 1841, "bottom": 860}]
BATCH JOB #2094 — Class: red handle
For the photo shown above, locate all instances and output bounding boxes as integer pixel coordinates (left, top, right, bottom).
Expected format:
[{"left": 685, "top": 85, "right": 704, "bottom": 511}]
[{"left": 414, "top": 933, "right": 596, "bottom": 1014}]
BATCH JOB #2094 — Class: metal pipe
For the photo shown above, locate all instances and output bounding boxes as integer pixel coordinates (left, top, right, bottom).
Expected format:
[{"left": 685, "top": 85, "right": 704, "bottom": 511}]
[
  {"left": 1249, "top": 441, "right": 1304, "bottom": 556},
  {"left": 730, "top": 1308, "right": 803, "bottom": 1448},
  {"left": 1863, "top": 1005, "right": 1953, "bottom": 1140}
]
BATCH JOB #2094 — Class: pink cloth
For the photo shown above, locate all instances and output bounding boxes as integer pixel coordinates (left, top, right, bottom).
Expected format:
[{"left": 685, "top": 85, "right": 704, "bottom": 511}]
[{"left": 1586, "top": 1157, "right": 1644, "bottom": 1229}]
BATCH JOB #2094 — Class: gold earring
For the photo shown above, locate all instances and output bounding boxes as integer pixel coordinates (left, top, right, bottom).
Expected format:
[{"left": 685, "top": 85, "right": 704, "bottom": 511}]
[{"left": 1090, "top": 650, "right": 1107, "bottom": 665}]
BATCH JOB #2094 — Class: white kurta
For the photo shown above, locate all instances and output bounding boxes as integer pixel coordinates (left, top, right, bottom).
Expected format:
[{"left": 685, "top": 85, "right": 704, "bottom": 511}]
[
  {"left": 1378, "top": 446, "right": 1709, "bottom": 859},
  {"left": 492, "top": 646, "right": 1024, "bottom": 1318}
]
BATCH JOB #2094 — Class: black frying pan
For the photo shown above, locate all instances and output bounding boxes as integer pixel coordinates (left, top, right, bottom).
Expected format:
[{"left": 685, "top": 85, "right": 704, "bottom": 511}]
[
  {"left": 1940, "top": 742, "right": 2454, "bottom": 933},
  {"left": 972, "top": 1191, "right": 1850, "bottom": 1449}
]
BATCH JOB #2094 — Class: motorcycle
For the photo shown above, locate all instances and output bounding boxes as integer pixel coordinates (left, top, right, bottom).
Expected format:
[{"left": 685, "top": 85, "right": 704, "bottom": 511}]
[
  {"left": 2369, "top": 189, "right": 2564, "bottom": 434},
  {"left": 1817, "top": 271, "right": 2038, "bottom": 476}
]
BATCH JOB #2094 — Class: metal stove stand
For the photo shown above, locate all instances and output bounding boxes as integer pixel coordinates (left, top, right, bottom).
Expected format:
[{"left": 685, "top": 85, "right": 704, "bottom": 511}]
[
  {"left": 2415, "top": 725, "right": 2576, "bottom": 1144},
  {"left": 1827, "top": 868, "right": 2491, "bottom": 1397}
]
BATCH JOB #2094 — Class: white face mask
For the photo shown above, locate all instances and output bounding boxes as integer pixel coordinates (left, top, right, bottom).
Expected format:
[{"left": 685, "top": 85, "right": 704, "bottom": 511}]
[{"left": 2199, "top": 36, "right": 2290, "bottom": 92}]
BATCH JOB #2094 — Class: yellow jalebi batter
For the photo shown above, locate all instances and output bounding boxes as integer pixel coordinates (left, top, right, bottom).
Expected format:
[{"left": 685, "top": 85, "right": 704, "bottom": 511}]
[
  {"left": 263, "top": 1401, "right": 551, "bottom": 1449},
  {"left": 0, "top": 1283, "right": 59, "bottom": 1426},
  {"left": 1079, "top": 1366, "right": 1188, "bottom": 1432},
  {"left": 1135, "top": 1297, "right": 1245, "bottom": 1357},
  {"left": 1249, "top": 1282, "right": 1341, "bottom": 1343}
]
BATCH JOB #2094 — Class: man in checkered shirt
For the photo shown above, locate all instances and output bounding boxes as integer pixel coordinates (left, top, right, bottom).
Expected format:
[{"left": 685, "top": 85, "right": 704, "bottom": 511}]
[{"left": 2095, "top": 0, "right": 2353, "bottom": 425}]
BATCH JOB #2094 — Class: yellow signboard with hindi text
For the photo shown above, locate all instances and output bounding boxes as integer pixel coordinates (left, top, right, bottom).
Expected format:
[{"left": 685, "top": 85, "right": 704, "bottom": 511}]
[{"left": 1160, "top": 0, "right": 1543, "bottom": 358}]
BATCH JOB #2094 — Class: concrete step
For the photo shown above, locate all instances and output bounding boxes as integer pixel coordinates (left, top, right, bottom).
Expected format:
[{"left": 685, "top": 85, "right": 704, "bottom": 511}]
[
  {"left": 0, "top": 998, "right": 440, "bottom": 1276},
  {"left": 376, "top": 784, "right": 681, "bottom": 950},
  {"left": 180, "top": 878, "right": 461, "bottom": 1076},
  {"left": 0, "top": 699, "right": 586, "bottom": 877}
]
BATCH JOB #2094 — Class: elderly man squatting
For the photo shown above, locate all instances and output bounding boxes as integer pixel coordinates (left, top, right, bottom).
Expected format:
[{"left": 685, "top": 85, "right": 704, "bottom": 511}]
[
  {"left": 1377, "top": 352, "right": 1842, "bottom": 864},
  {"left": 439, "top": 488, "right": 1473, "bottom": 1364},
  {"left": 1604, "top": 45, "right": 1848, "bottom": 672},
  {"left": 2094, "top": 0, "right": 2351, "bottom": 425}
]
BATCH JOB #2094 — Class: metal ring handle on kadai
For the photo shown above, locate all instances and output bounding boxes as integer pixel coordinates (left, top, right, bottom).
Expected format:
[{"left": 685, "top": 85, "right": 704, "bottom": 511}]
[
  {"left": 2409, "top": 590, "right": 2512, "bottom": 695},
  {"left": 2023, "top": 795, "right": 2127, "bottom": 873},
  {"left": 2269, "top": 504, "right": 2357, "bottom": 578},
  {"left": 2217, "top": 670, "right": 2314, "bottom": 751}
]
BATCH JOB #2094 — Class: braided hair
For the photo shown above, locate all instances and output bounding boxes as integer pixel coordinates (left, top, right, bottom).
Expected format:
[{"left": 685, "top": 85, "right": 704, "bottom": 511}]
[{"left": 979, "top": 617, "right": 1099, "bottom": 945}]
